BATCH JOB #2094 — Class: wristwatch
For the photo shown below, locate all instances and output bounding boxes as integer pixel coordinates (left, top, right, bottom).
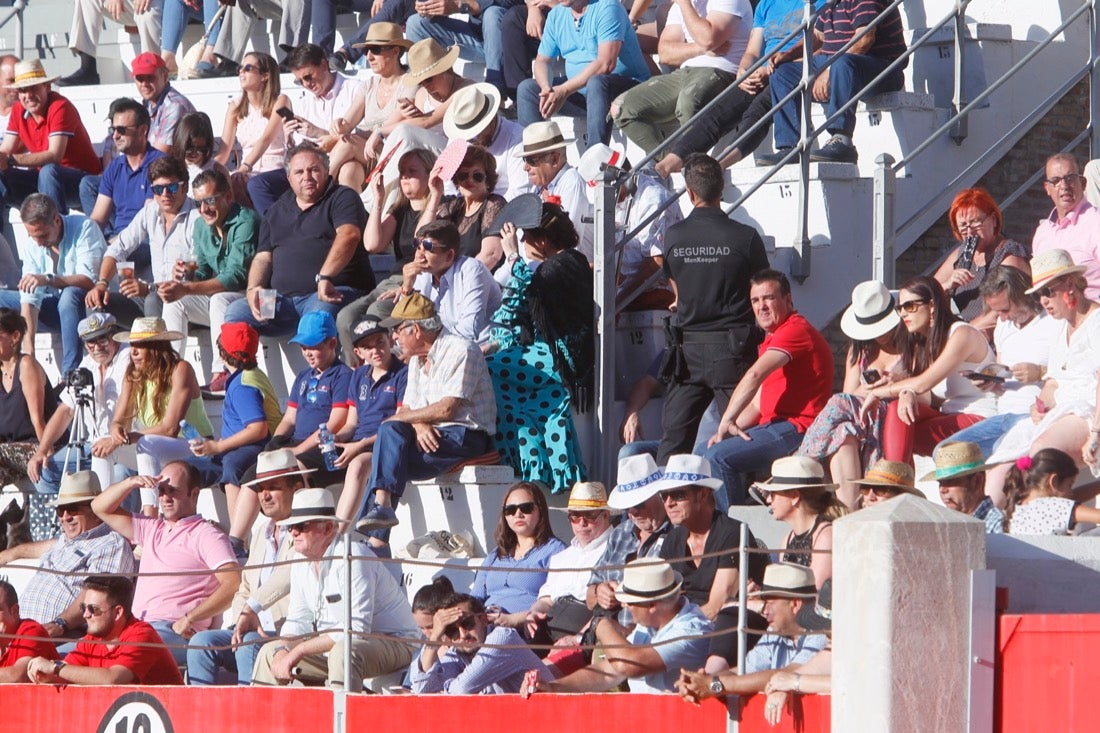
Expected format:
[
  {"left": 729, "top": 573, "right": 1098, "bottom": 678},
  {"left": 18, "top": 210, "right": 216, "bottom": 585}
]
[
  {"left": 52, "top": 616, "right": 69, "bottom": 633},
  {"left": 459, "top": 1, "right": 471, "bottom": 12},
  {"left": 52, "top": 660, "right": 66, "bottom": 676},
  {"left": 315, "top": 274, "right": 334, "bottom": 284},
  {"left": 710, "top": 675, "right": 724, "bottom": 695}
]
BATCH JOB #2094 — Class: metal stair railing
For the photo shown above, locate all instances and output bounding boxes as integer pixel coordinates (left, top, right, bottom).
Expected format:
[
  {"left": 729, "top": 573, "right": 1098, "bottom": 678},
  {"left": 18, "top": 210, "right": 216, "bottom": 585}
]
[{"left": 872, "top": 0, "right": 1097, "bottom": 287}]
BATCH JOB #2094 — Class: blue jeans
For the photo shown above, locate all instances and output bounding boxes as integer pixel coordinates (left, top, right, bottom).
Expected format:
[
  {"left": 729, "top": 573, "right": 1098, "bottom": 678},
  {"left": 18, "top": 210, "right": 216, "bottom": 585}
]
[
  {"left": 365, "top": 422, "right": 491, "bottom": 506},
  {"left": 769, "top": 53, "right": 903, "bottom": 149},
  {"left": 150, "top": 620, "right": 191, "bottom": 667},
  {"left": 311, "top": 0, "right": 381, "bottom": 55},
  {"left": 187, "top": 628, "right": 266, "bottom": 685},
  {"left": 703, "top": 420, "right": 803, "bottom": 508},
  {"left": 245, "top": 169, "right": 290, "bottom": 217},
  {"left": 936, "top": 412, "right": 1027, "bottom": 459},
  {"left": 517, "top": 73, "right": 640, "bottom": 150},
  {"left": 224, "top": 288, "right": 365, "bottom": 339},
  {"left": 0, "top": 286, "right": 86, "bottom": 373},
  {"left": 406, "top": 12, "right": 506, "bottom": 75},
  {"left": 162, "top": 0, "right": 222, "bottom": 54},
  {"left": 332, "top": 0, "right": 418, "bottom": 61},
  {"left": 0, "top": 164, "right": 89, "bottom": 213}
]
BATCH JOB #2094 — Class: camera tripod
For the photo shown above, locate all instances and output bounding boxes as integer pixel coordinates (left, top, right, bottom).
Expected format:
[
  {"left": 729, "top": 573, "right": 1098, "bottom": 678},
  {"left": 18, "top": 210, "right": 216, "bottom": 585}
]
[{"left": 62, "top": 386, "right": 95, "bottom": 475}]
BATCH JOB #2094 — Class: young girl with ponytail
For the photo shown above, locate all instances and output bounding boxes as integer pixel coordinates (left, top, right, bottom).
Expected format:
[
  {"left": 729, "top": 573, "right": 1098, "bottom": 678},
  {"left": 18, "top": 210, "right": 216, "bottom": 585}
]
[{"left": 1004, "top": 448, "right": 1100, "bottom": 535}]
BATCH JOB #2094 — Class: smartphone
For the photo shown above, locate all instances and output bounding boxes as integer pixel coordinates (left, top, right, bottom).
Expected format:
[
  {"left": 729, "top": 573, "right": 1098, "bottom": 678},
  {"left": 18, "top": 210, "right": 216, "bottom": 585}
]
[
  {"left": 963, "top": 371, "right": 1006, "bottom": 383},
  {"left": 275, "top": 107, "right": 295, "bottom": 121},
  {"left": 861, "top": 368, "right": 881, "bottom": 384}
]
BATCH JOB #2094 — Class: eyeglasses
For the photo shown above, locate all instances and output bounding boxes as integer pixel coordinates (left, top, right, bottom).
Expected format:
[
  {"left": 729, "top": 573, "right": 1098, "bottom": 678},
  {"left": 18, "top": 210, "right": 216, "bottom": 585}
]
[
  {"left": 151, "top": 181, "right": 183, "bottom": 197},
  {"left": 659, "top": 488, "right": 692, "bottom": 503},
  {"left": 895, "top": 299, "right": 930, "bottom": 314},
  {"left": 568, "top": 510, "right": 605, "bottom": 524},
  {"left": 441, "top": 614, "right": 478, "bottom": 638},
  {"left": 416, "top": 237, "right": 446, "bottom": 252},
  {"left": 80, "top": 602, "right": 117, "bottom": 616},
  {"left": 197, "top": 192, "right": 225, "bottom": 208},
  {"left": 859, "top": 486, "right": 899, "bottom": 498},
  {"left": 1045, "top": 173, "right": 1082, "bottom": 187},
  {"left": 454, "top": 170, "right": 486, "bottom": 184},
  {"left": 956, "top": 215, "right": 988, "bottom": 231},
  {"left": 54, "top": 503, "right": 90, "bottom": 517},
  {"left": 390, "top": 323, "right": 414, "bottom": 337},
  {"left": 503, "top": 501, "right": 537, "bottom": 516},
  {"left": 239, "top": 63, "right": 259, "bottom": 74},
  {"left": 108, "top": 124, "right": 138, "bottom": 137},
  {"left": 84, "top": 334, "right": 112, "bottom": 349},
  {"left": 364, "top": 45, "right": 393, "bottom": 55}
]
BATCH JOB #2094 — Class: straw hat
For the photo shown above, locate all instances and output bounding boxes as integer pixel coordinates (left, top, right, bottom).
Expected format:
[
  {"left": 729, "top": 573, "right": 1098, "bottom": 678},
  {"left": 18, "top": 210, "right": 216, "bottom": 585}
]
[
  {"left": 242, "top": 449, "right": 316, "bottom": 490},
  {"left": 351, "top": 22, "right": 413, "bottom": 50},
  {"left": 608, "top": 454, "right": 664, "bottom": 509},
  {"left": 614, "top": 560, "right": 683, "bottom": 604},
  {"left": 48, "top": 471, "right": 102, "bottom": 507},
  {"left": 840, "top": 280, "right": 901, "bottom": 340},
  {"left": 852, "top": 459, "right": 926, "bottom": 498},
  {"left": 112, "top": 317, "right": 183, "bottom": 343},
  {"left": 404, "top": 38, "right": 460, "bottom": 84},
  {"left": 553, "top": 481, "right": 614, "bottom": 513},
  {"left": 648, "top": 454, "right": 724, "bottom": 494},
  {"left": 1026, "top": 248, "right": 1087, "bottom": 294},
  {"left": 748, "top": 562, "right": 817, "bottom": 599},
  {"left": 920, "top": 442, "right": 989, "bottom": 482},
  {"left": 753, "top": 456, "right": 838, "bottom": 492},
  {"left": 275, "top": 487, "right": 348, "bottom": 526},
  {"left": 443, "top": 83, "right": 501, "bottom": 141},
  {"left": 514, "top": 120, "right": 570, "bottom": 158},
  {"left": 10, "top": 59, "right": 59, "bottom": 89}
]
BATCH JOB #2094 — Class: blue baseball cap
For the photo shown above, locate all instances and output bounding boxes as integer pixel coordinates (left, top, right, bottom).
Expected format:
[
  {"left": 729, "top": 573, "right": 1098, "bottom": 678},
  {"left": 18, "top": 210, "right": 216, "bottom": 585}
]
[{"left": 289, "top": 311, "right": 338, "bottom": 348}]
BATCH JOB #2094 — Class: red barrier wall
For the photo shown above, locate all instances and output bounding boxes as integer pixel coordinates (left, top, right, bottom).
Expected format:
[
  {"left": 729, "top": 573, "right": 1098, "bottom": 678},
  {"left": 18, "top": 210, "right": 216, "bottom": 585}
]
[{"left": 998, "top": 614, "right": 1100, "bottom": 733}]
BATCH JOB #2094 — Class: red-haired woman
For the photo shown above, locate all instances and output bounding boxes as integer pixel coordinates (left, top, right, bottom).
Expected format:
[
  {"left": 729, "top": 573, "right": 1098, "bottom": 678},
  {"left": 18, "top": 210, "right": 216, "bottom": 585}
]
[{"left": 933, "top": 187, "right": 1030, "bottom": 328}]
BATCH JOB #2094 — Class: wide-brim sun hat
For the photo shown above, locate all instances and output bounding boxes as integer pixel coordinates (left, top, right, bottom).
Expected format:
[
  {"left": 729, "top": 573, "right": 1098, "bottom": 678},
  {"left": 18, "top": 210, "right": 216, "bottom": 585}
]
[
  {"left": 614, "top": 559, "right": 683, "bottom": 604},
  {"left": 648, "top": 454, "right": 724, "bottom": 494},
  {"left": 748, "top": 562, "right": 818, "bottom": 599},
  {"left": 10, "top": 58, "right": 59, "bottom": 89},
  {"left": 242, "top": 449, "right": 317, "bottom": 490},
  {"left": 48, "top": 470, "right": 102, "bottom": 506},
  {"left": 514, "top": 120, "right": 570, "bottom": 158},
  {"left": 608, "top": 453, "right": 664, "bottom": 509},
  {"left": 753, "top": 456, "right": 838, "bottom": 492},
  {"left": 404, "top": 38, "right": 460, "bottom": 84},
  {"left": 351, "top": 22, "right": 413, "bottom": 50},
  {"left": 275, "top": 487, "right": 349, "bottom": 526},
  {"left": 919, "top": 441, "right": 990, "bottom": 483},
  {"left": 840, "top": 280, "right": 901, "bottom": 340},
  {"left": 443, "top": 82, "right": 501, "bottom": 141},
  {"left": 112, "top": 317, "right": 183, "bottom": 343},
  {"left": 852, "top": 459, "right": 926, "bottom": 498},
  {"left": 1026, "top": 248, "right": 1087, "bottom": 294},
  {"left": 551, "top": 481, "right": 617, "bottom": 513}
]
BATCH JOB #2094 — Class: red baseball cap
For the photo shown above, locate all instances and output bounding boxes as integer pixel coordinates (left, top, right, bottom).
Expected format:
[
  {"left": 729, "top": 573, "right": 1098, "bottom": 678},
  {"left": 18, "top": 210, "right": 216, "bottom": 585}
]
[
  {"left": 131, "top": 52, "right": 166, "bottom": 77},
  {"left": 219, "top": 322, "right": 259, "bottom": 361}
]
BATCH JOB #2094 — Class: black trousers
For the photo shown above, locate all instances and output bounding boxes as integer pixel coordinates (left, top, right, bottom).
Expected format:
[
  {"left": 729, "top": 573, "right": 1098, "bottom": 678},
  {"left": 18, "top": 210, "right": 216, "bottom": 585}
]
[
  {"left": 500, "top": 4, "right": 544, "bottom": 99},
  {"left": 669, "top": 81, "right": 774, "bottom": 161},
  {"left": 656, "top": 334, "right": 754, "bottom": 463}
]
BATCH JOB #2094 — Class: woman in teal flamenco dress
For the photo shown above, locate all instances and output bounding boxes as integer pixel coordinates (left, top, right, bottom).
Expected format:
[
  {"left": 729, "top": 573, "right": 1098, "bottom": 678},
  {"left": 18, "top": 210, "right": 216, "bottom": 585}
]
[{"left": 486, "top": 198, "right": 593, "bottom": 493}]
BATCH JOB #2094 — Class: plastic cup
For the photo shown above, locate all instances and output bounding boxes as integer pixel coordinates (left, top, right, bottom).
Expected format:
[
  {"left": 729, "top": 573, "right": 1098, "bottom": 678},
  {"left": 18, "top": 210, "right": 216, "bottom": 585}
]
[
  {"left": 258, "top": 288, "right": 277, "bottom": 321},
  {"left": 117, "top": 261, "right": 134, "bottom": 280},
  {"left": 177, "top": 255, "right": 198, "bottom": 282}
]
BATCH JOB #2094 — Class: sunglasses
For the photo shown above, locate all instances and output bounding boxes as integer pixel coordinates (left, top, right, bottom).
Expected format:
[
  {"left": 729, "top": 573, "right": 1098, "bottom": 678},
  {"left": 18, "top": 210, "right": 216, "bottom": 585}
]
[
  {"left": 151, "top": 181, "right": 183, "bottom": 196},
  {"left": 288, "top": 520, "right": 318, "bottom": 533},
  {"left": 894, "top": 299, "right": 930, "bottom": 314},
  {"left": 416, "top": 237, "right": 447, "bottom": 252},
  {"left": 659, "top": 488, "right": 693, "bottom": 503},
  {"left": 239, "top": 63, "right": 260, "bottom": 74},
  {"left": 108, "top": 124, "right": 139, "bottom": 137},
  {"left": 306, "top": 374, "right": 320, "bottom": 404},
  {"left": 441, "top": 614, "right": 478, "bottom": 638},
  {"left": 454, "top": 170, "right": 486, "bottom": 184},
  {"left": 503, "top": 501, "right": 537, "bottom": 516},
  {"left": 1045, "top": 173, "right": 1082, "bottom": 187},
  {"left": 1038, "top": 282, "right": 1068, "bottom": 298},
  {"left": 364, "top": 45, "right": 394, "bottom": 55},
  {"left": 185, "top": 145, "right": 209, "bottom": 156},
  {"left": 197, "top": 192, "right": 225, "bottom": 208},
  {"left": 54, "top": 503, "right": 90, "bottom": 517},
  {"left": 568, "top": 510, "right": 605, "bottom": 524},
  {"left": 522, "top": 154, "right": 549, "bottom": 166},
  {"left": 80, "top": 602, "right": 117, "bottom": 616},
  {"left": 859, "top": 486, "right": 899, "bottom": 498}
]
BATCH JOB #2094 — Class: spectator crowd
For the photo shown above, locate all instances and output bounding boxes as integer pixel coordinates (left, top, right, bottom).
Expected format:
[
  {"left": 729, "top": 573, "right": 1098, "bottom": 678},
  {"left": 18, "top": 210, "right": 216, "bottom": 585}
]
[{"left": 0, "top": 0, "right": 1098, "bottom": 726}]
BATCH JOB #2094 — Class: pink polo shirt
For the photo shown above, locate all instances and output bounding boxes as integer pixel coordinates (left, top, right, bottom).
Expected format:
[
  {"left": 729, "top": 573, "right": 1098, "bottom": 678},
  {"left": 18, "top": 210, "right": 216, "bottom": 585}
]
[
  {"left": 1032, "top": 199, "right": 1100, "bottom": 301},
  {"left": 130, "top": 514, "right": 238, "bottom": 631}
]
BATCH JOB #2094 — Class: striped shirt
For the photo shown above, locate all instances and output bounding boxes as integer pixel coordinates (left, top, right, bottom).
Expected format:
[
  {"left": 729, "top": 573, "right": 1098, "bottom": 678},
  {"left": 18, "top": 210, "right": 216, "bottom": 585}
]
[{"left": 817, "top": 0, "right": 906, "bottom": 63}]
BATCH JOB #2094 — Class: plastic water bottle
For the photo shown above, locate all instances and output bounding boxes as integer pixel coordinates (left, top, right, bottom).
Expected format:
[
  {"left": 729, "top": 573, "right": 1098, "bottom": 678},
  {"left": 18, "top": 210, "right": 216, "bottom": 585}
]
[
  {"left": 318, "top": 422, "right": 338, "bottom": 471},
  {"left": 179, "top": 420, "right": 204, "bottom": 453}
]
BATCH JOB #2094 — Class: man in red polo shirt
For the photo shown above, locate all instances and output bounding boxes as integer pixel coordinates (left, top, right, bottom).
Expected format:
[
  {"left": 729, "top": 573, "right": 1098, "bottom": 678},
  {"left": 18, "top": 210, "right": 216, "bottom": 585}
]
[
  {"left": 0, "top": 59, "right": 101, "bottom": 213},
  {"left": 704, "top": 268, "right": 834, "bottom": 507},
  {"left": 25, "top": 574, "right": 183, "bottom": 686},
  {"left": 0, "top": 580, "right": 58, "bottom": 682}
]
